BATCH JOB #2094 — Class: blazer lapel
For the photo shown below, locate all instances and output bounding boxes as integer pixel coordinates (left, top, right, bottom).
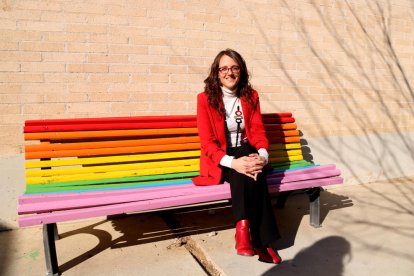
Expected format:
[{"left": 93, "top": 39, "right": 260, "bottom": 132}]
[{"left": 208, "top": 99, "right": 226, "bottom": 147}]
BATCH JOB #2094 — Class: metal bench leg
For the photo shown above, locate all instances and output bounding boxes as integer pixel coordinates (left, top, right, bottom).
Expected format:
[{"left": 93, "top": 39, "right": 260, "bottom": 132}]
[
  {"left": 308, "top": 187, "right": 321, "bottom": 228},
  {"left": 43, "top": 223, "right": 59, "bottom": 276}
]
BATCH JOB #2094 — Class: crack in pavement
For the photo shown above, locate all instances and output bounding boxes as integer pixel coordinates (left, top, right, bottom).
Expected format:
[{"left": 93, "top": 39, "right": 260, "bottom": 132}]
[{"left": 159, "top": 211, "right": 226, "bottom": 276}]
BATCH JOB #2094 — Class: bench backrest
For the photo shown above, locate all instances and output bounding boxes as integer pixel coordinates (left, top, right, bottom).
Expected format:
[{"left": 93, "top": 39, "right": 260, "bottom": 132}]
[{"left": 23, "top": 113, "right": 313, "bottom": 195}]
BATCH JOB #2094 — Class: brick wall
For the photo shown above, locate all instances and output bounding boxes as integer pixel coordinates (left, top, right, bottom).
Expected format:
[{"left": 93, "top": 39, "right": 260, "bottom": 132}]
[{"left": 1, "top": 0, "right": 413, "bottom": 154}]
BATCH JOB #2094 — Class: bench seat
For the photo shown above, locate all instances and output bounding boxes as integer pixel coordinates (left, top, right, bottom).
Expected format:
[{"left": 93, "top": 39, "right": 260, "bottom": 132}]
[{"left": 18, "top": 112, "right": 343, "bottom": 275}]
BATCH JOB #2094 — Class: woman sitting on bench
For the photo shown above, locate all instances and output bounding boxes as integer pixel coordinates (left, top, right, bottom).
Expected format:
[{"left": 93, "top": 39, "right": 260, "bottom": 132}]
[{"left": 193, "top": 48, "right": 282, "bottom": 264}]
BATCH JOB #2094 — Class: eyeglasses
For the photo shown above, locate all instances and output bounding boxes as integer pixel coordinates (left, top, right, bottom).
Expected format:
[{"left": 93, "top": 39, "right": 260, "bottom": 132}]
[{"left": 219, "top": 65, "right": 240, "bottom": 75}]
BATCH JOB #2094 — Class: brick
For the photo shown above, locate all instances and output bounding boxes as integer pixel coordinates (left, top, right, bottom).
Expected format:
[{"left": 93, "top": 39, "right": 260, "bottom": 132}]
[
  {"left": 150, "top": 65, "right": 187, "bottom": 74},
  {"left": 17, "top": 20, "right": 64, "bottom": 32},
  {"left": 21, "top": 62, "right": 65, "bottom": 72},
  {"left": 169, "top": 19, "right": 204, "bottom": 31},
  {"left": 0, "top": 42, "right": 18, "bottom": 50},
  {"left": 88, "top": 54, "right": 128, "bottom": 63},
  {"left": 69, "top": 83, "right": 109, "bottom": 93},
  {"left": 21, "top": 83, "right": 67, "bottom": 93},
  {"left": 111, "top": 102, "right": 149, "bottom": 112},
  {"left": 129, "top": 36, "right": 169, "bottom": 46},
  {"left": 0, "top": 63, "right": 20, "bottom": 72},
  {"left": 15, "top": 0, "right": 62, "bottom": 11},
  {"left": 108, "top": 26, "right": 148, "bottom": 37},
  {"left": 151, "top": 83, "right": 186, "bottom": 92},
  {"left": 87, "top": 92, "right": 129, "bottom": 102},
  {"left": 67, "top": 43, "right": 107, "bottom": 53},
  {"left": 89, "top": 74, "right": 129, "bottom": 83},
  {"left": 170, "top": 37, "right": 204, "bottom": 47},
  {"left": 109, "top": 65, "right": 147, "bottom": 73},
  {"left": 108, "top": 45, "right": 148, "bottom": 54},
  {"left": 0, "top": 51, "right": 41, "bottom": 62},
  {"left": 43, "top": 32, "right": 88, "bottom": 42},
  {"left": 20, "top": 41, "right": 65, "bottom": 52},
  {"left": 0, "top": 73, "right": 43, "bottom": 83},
  {"left": 128, "top": 54, "right": 168, "bottom": 64},
  {"left": 0, "top": 29, "right": 42, "bottom": 42},
  {"left": 62, "top": 2, "right": 106, "bottom": 14},
  {"left": 42, "top": 52, "right": 86, "bottom": 62},
  {"left": 0, "top": 104, "right": 21, "bottom": 114},
  {"left": 0, "top": 10, "right": 41, "bottom": 20},
  {"left": 0, "top": 18, "right": 16, "bottom": 30},
  {"left": 109, "top": 83, "right": 148, "bottom": 93},
  {"left": 44, "top": 93, "right": 88, "bottom": 103},
  {"left": 67, "top": 24, "right": 108, "bottom": 34},
  {"left": 0, "top": 84, "right": 22, "bottom": 94},
  {"left": 44, "top": 73, "right": 86, "bottom": 83},
  {"left": 149, "top": 46, "right": 188, "bottom": 55},
  {"left": 0, "top": 93, "right": 43, "bottom": 104},
  {"left": 67, "top": 102, "right": 111, "bottom": 114},
  {"left": 131, "top": 74, "right": 169, "bottom": 83},
  {"left": 108, "top": 5, "right": 146, "bottom": 17},
  {"left": 41, "top": 11, "right": 87, "bottom": 23},
  {"left": 90, "top": 34, "right": 129, "bottom": 44},
  {"left": 22, "top": 103, "right": 66, "bottom": 115},
  {"left": 67, "top": 64, "right": 109, "bottom": 73},
  {"left": 128, "top": 92, "right": 153, "bottom": 101},
  {"left": 169, "top": 73, "right": 204, "bottom": 84}
]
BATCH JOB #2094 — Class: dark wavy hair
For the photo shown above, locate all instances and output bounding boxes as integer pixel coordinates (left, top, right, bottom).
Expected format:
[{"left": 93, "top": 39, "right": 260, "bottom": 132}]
[{"left": 204, "top": 49, "right": 253, "bottom": 115}]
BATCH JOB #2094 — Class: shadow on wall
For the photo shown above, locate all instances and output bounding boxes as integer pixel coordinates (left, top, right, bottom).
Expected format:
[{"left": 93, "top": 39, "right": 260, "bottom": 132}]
[
  {"left": 262, "top": 236, "right": 352, "bottom": 276},
  {"left": 244, "top": 0, "right": 413, "bottom": 232},
  {"left": 245, "top": 0, "right": 414, "bottom": 182}
]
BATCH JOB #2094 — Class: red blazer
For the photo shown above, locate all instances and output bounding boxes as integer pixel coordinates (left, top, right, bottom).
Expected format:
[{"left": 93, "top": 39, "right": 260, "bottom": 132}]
[{"left": 192, "top": 90, "right": 269, "bottom": 186}]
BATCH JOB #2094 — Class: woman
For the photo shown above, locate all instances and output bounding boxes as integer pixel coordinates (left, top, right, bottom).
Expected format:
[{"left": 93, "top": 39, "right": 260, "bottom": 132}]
[{"left": 192, "top": 49, "right": 282, "bottom": 264}]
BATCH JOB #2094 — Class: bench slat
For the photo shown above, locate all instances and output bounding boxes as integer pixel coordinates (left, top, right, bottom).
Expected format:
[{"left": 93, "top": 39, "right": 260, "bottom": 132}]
[
  {"left": 26, "top": 142, "right": 201, "bottom": 159},
  {"left": 25, "top": 136, "right": 200, "bottom": 152},
  {"left": 24, "top": 128, "right": 199, "bottom": 141},
  {"left": 25, "top": 113, "right": 292, "bottom": 127},
  {"left": 26, "top": 150, "right": 201, "bottom": 168},
  {"left": 26, "top": 158, "right": 200, "bottom": 177},
  {"left": 25, "top": 114, "right": 197, "bottom": 126},
  {"left": 26, "top": 164, "right": 199, "bottom": 184}
]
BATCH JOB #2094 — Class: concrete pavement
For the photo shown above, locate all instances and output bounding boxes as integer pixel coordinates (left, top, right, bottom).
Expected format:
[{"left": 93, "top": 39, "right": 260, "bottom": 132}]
[{"left": 1, "top": 177, "right": 413, "bottom": 275}]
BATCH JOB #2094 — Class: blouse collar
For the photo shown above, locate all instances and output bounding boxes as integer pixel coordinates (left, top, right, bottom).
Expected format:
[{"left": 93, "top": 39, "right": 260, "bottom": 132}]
[{"left": 221, "top": 86, "right": 237, "bottom": 97}]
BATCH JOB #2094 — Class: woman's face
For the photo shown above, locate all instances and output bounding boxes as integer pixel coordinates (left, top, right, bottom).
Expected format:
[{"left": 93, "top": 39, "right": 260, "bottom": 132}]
[{"left": 218, "top": 55, "right": 240, "bottom": 91}]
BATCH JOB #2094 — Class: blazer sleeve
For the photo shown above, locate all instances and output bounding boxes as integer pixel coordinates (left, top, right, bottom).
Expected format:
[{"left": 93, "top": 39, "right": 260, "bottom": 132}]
[
  {"left": 197, "top": 93, "right": 226, "bottom": 166},
  {"left": 249, "top": 91, "right": 269, "bottom": 151}
]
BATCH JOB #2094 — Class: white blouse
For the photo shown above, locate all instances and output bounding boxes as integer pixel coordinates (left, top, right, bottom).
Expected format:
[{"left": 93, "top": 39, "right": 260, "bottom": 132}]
[{"left": 219, "top": 87, "right": 269, "bottom": 168}]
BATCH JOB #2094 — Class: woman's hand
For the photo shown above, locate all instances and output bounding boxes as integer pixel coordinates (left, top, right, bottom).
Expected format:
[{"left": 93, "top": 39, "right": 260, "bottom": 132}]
[
  {"left": 231, "top": 157, "right": 257, "bottom": 180},
  {"left": 231, "top": 154, "right": 266, "bottom": 181}
]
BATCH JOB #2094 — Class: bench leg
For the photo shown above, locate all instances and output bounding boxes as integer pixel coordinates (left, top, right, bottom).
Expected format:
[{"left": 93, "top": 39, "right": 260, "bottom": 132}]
[
  {"left": 308, "top": 187, "right": 321, "bottom": 228},
  {"left": 43, "top": 223, "right": 59, "bottom": 276}
]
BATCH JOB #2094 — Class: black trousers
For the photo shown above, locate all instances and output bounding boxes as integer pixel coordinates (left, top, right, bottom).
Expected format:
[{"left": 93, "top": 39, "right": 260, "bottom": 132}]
[{"left": 222, "top": 144, "right": 281, "bottom": 248}]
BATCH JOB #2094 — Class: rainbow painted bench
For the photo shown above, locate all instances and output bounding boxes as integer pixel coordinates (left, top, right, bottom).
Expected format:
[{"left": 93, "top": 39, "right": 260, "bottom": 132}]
[{"left": 18, "top": 113, "right": 342, "bottom": 275}]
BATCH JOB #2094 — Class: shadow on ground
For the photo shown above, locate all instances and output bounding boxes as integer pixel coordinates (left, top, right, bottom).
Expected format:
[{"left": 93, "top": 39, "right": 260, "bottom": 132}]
[
  {"left": 56, "top": 190, "right": 352, "bottom": 273},
  {"left": 263, "top": 236, "right": 352, "bottom": 276}
]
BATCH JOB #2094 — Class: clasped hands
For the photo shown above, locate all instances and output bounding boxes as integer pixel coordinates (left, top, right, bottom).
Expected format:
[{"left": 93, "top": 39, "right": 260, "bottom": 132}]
[{"left": 231, "top": 153, "right": 266, "bottom": 181}]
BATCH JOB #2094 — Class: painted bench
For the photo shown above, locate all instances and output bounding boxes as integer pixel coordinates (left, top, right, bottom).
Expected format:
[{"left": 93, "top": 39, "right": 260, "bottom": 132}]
[{"left": 18, "top": 112, "right": 343, "bottom": 275}]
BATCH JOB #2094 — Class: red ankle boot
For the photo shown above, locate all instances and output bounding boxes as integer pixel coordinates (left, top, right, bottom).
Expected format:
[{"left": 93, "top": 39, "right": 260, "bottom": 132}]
[
  {"left": 255, "top": 248, "right": 282, "bottom": 264},
  {"left": 235, "top": 220, "right": 254, "bottom": 256}
]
